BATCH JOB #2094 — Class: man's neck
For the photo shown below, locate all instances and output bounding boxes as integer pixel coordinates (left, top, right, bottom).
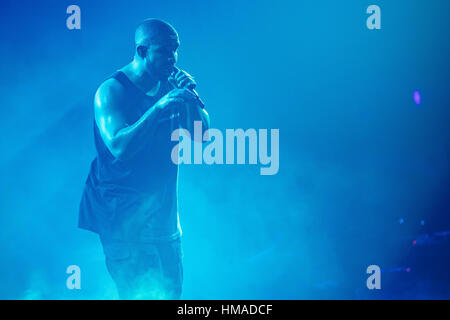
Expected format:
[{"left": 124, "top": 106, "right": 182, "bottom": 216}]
[{"left": 122, "top": 60, "right": 159, "bottom": 94}]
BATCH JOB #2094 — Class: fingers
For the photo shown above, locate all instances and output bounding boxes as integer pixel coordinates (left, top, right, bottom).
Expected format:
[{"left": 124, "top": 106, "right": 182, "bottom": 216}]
[
  {"left": 175, "top": 69, "right": 192, "bottom": 80},
  {"left": 169, "top": 97, "right": 185, "bottom": 104},
  {"left": 167, "top": 92, "right": 195, "bottom": 106},
  {"left": 161, "top": 97, "right": 183, "bottom": 114},
  {"left": 179, "top": 76, "right": 196, "bottom": 88},
  {"left": 175, "top": 69, "right": 196, "bottom": 89},
  {"left": 170, "top": 88, "right": 197, "bottom": 101}
]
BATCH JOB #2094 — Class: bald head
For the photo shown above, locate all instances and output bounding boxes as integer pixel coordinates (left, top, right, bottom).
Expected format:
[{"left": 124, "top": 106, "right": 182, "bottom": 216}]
[
  {"left": 133, "top": 19, "right": 180, "bottom": 80},
  {"left": 135, "top": 19, "right": 179, "bottom": 48}
]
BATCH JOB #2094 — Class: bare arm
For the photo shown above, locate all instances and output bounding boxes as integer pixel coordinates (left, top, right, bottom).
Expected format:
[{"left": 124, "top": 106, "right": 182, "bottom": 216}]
[{"left": 94, "top": 79, "right": 196, "bottom": 161}]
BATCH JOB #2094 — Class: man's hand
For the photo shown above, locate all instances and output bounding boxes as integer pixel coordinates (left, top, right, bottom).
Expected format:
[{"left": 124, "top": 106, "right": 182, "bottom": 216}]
[
  {"left": 154, "top": 88, "right": 197, "bottom": 112},
  {"left": 169, "top": 68, "right": 210, "bottom": 137},
  {"left": 172, "top": 69, "right": 197, "bottom": 89}
]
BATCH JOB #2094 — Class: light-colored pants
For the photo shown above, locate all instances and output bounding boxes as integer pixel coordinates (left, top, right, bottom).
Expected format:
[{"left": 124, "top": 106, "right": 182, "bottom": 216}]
[{"left": 100, "top": 236, "right": 183, "bottom": 299}]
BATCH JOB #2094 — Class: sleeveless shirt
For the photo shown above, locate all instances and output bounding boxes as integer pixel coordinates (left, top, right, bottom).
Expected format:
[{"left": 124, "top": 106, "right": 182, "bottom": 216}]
[{"left": 78, "top": 71, "right": 181, "bottom": 242}]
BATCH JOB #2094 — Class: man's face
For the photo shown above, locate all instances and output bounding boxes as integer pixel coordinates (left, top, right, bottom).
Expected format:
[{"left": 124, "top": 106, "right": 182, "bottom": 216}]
[{"left": 144, "top": 36, "right": 180, "bottom": 80}]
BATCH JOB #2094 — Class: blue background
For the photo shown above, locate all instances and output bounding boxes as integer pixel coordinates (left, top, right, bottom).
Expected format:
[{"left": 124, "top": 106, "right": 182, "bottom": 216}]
[{"left": 0, "top": 0, "right": 449, "bottom": 299}]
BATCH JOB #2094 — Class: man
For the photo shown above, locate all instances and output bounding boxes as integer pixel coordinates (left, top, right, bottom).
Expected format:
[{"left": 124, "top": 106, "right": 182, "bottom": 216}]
[{"left": 78, "top": 18, "right": 210, "bottom": 299}]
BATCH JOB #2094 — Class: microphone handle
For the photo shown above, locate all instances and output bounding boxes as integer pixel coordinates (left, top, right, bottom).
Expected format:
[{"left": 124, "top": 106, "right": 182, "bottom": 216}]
[
  {"left": 171, "top": 67, "right": 205, "bottom": 109},
  {"left": 187, "top": 86, "right": 205, "bottom": 109}
]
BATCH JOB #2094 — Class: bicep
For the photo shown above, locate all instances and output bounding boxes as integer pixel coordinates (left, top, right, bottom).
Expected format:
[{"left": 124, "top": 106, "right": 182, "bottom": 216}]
[{"left": 94, "top": 84, "right": 129, "bottom": 151}]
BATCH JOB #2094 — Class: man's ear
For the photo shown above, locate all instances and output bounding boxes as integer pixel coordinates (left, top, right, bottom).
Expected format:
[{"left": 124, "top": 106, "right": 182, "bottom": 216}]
[{"left": 137, "top": 45, "right": 147, "bottom": 58}]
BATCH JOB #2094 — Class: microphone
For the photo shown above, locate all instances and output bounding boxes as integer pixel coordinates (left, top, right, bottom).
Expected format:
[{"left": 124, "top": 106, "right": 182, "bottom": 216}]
[{"left": 169, "top": 67, "right": 205, "bottom": 109}]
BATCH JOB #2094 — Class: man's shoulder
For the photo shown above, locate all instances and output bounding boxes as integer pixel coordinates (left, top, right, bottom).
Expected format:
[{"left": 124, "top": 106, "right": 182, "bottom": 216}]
[
  {"left": 95, "top": 75, "right": 127, "bottom": 108},
  {"left": 98, "top": 76, "right": 126, "bottom": 98}
]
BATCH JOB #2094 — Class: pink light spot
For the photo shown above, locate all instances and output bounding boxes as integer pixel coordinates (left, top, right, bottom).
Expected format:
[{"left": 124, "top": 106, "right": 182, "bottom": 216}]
[
  {"left": 412, "top": 240, "right": 417, "bottom": 245},
  {"left": 406, "top": 267, "right": 411, "bottom": 273},
  {"left": 413, "top": 90, "right": 421, "bottom": 105}
]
